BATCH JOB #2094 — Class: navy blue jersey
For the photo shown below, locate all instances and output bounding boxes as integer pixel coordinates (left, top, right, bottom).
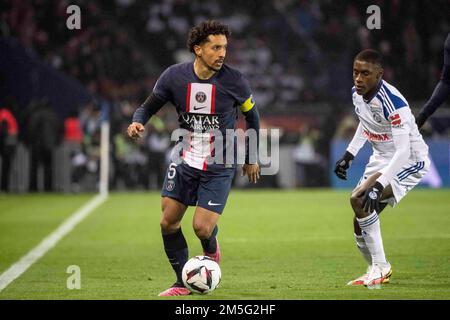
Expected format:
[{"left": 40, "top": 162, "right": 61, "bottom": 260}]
[{"left": 153, "top": 62, "right": 255, "bottom": 171}]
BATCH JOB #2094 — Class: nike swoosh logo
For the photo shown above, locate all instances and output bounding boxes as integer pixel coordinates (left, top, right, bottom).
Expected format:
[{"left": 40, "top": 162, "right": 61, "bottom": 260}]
[
  {"left": 208, "top": 200, "right": 221, "bottom": 206},
  {"left": 193, "top": 106, "right": 206, "bottom": 110}
]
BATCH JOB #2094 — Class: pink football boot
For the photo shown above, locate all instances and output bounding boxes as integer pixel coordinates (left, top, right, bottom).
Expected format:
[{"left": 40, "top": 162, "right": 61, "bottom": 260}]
[{"left": 158, "top": 285, "right": 191, "bottom": 297}]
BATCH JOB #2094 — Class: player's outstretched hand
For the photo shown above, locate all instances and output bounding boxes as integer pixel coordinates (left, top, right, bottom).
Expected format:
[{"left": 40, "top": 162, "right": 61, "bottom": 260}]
[
  {"left": 334, "top": 151, "right": 355, "bottom": 180},
  {"left": 362, "top": 181, "right": 384, "bottom": 213},
  {"left": 242, "top": 163, "right": 260, "bottom": 184},
  {"left": 127, "top": 122, "right": 145, "bottom": 139}
]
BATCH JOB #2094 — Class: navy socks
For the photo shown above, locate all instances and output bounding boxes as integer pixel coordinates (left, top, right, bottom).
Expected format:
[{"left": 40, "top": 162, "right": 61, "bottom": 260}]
[
  {"left": 200, "top": 225, "right": 218, "bottom": 254},
  {"left": 162, "top": 228, "right": 188, "bottom": 286}
]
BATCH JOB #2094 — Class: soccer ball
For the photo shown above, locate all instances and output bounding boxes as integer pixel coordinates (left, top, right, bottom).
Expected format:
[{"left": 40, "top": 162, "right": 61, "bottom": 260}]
[{"left": 182, "top": 256, "right": 221, "bottom": 294}]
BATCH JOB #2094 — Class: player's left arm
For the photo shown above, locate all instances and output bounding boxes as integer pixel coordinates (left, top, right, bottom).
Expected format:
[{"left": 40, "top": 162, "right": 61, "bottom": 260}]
[
  {"left": 378, "top": 107, "right": 412, "bottom": 187},
  {"left": 240, "top": 96, "right": 260, "bottom": 183},
  {"left": 363, "top": 107, "right": 412, "bottom": 212},
  {"left": 235, "top": 71, "right": 261, "bottom": 183}
]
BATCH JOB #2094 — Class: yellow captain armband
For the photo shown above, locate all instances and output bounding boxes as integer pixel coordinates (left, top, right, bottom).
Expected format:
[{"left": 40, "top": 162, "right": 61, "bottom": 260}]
[{"left": 239, "top": 95, "right": 255, "bottom": 112}]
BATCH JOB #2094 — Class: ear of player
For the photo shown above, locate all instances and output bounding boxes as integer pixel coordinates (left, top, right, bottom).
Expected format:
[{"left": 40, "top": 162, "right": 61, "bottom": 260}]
[
  {"left": 334, "top": 151, "right": 355, "bottom": 180},
  {"left": 362, "top": 181, "right": 384, "bottom": 213}
]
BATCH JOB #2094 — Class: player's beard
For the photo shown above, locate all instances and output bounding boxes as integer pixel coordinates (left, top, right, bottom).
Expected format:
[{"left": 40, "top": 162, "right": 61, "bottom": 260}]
[
  {"left": 207, "top": 62, "right": 222, "bottom": 72},
  {"left": 205, "top": 58, "right": 224, "bottom": 72},
  {"left": 196, "top": 56, "right": 223, "bottom": 73}
]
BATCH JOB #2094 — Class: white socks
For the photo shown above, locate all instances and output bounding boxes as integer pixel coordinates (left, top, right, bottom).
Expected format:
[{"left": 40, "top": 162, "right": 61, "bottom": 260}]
[
  {"left": 356, "top": 211, "right": 388, "bottom": 266},
  {"left": 354, "top": 233, "right": 372, "bottom": 265}
]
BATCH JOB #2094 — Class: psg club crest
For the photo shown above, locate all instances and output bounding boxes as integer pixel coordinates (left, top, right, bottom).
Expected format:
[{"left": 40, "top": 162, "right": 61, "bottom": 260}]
[
  {"left": 195, "top": 91, "right": 207, "bottom": 103},
  {"left": 166, "top": 180, "right": 175, "bottom": 191}
]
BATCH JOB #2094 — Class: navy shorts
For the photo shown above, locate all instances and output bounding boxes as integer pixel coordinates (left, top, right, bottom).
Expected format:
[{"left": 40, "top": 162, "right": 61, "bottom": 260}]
[{"left": 161, "top": 162, "right": 236, "bottom": 214}]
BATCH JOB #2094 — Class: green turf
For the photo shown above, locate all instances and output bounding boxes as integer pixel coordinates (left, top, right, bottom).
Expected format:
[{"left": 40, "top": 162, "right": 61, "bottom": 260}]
[
  {"left": 0, "top": 193, "right": 93, "bottom": 273},
  {"left": 0, "top": 189, "right": 449, "bottom": 300}
]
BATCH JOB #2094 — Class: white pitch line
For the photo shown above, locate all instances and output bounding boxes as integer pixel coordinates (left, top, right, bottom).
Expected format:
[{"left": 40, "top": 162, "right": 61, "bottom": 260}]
[{"left": 0, "top": 194, "right": 108, "bottom": 292}]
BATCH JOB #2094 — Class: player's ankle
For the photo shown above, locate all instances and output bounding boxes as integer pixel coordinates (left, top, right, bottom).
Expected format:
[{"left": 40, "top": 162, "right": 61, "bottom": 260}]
[{"left": 173, "top": 281, "right": 185, "bottom": 288}]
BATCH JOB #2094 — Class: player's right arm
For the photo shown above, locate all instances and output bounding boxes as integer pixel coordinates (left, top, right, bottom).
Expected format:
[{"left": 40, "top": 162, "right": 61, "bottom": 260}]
[
  {"left": 346, "top": 122, "right": 367, "bottom": 157},
  {"left": 416, "top": 74, "right": 450, "bottom": 128},
  {"left": 128, "top": 68, "right": 172, "bottom": 139},
  {"left": 128, "top": 93, "right": 166, "bottom": 139},
  {"left": 334, "top": 122, "right": 367, "bottom": 180}
]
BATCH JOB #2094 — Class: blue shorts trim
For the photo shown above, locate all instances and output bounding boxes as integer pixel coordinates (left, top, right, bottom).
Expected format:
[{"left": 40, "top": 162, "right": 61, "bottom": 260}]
[{"left": 397, "top": 161, "right": 425, "bottom": 181}]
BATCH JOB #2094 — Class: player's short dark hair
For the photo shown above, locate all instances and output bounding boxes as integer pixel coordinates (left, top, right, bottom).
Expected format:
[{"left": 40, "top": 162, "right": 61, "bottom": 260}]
[
  {"left": 354, "top": 49, "right": 383, "bottom": 67},
  {"left": 187, "top": 20, "right": 230, "bottom": 53}
]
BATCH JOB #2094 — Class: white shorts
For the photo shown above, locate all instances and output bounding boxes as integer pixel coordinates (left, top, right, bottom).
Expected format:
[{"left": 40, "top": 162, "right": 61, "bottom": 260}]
[{"left": 357, "top": 154, "right": 430, "bottom": 207}]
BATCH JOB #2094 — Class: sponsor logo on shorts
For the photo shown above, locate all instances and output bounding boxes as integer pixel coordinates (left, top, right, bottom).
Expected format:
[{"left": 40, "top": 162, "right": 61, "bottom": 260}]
[{"left": 207, "top": 200, "right": 221, "bottom": 206}]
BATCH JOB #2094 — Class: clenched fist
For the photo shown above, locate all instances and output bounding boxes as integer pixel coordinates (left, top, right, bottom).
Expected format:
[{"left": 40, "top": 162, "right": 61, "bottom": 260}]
[{"left": 127, "top": 122, "right": 145, "bottom": 139}]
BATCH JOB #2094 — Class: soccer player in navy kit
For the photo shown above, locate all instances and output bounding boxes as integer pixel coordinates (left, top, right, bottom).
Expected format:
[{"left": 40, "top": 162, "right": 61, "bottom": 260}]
[
  {"left": 127, "top": 21, "right": 260, "bottom": 296},
  {"left": 416, "top": 33, "right": 450, "bottom": 128}
]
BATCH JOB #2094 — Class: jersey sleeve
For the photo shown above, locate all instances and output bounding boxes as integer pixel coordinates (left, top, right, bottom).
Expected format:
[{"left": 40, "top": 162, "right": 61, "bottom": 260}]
[
  {"left": 346, "top": 122, "right": 367, "bottom": 157},
  {"left": 387, "top": 106, "right": 413, "bottom": 136},
  {"left": 443, "top": 32, "right": 450, "bottom": 66},
  {"left": 379, "top": 85, "right": 408, "bottom": 120},
  {"left": 235, "top": 74, "right": 255, "bottom": 113},
  {"left": 377, "top": 107, "right": 413, "bottom": 187},
  {"left": 152, "top": 67, "right": 173, "bottom": 102},
  {"left": 416, "top": 34, "right": 450, "bottom": 127},
  {"left": 417, "top": 80, "right": 450, "bottom": 124}
]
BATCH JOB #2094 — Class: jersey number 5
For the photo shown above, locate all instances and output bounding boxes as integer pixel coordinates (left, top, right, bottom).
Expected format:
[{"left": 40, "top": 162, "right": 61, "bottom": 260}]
[{"left": 168, "top": 163, "right": 178, "bottom": 179}]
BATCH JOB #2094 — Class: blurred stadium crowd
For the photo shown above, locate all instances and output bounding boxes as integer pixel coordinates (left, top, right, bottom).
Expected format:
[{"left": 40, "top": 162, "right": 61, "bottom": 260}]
[{"left": 0, "top": 0, "right": 449, "bottom": 192}]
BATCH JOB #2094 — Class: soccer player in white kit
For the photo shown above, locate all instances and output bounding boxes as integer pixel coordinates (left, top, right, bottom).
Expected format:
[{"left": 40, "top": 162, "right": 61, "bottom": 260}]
[{"left": 334, "top": 49, "right": 430, "bottom": 289}]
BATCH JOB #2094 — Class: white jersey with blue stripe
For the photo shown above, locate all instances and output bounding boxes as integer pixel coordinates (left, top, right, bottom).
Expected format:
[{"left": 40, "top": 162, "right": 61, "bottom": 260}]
[{"left": 349, "top": 80, "right": 428, "bottom": 160}]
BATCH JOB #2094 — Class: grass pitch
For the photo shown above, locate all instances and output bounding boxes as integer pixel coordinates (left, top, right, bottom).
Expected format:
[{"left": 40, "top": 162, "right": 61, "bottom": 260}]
[{"left": 0, "top": 189, "right": 449, "bottom": 300}]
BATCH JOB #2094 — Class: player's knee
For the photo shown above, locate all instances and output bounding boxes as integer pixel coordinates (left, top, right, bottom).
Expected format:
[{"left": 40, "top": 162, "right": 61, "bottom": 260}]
[
  {"left": 159, "top": 217, "right": 171, "bottom": 233},
  {"left": 193, "top": 222, "right": 213, "bottom": 240},
  {"left": 160, "top": 215, "right": 179, "bottom": 233},
  {"left": 350, "top": 193, "right": 363, "bottom": 211}
]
